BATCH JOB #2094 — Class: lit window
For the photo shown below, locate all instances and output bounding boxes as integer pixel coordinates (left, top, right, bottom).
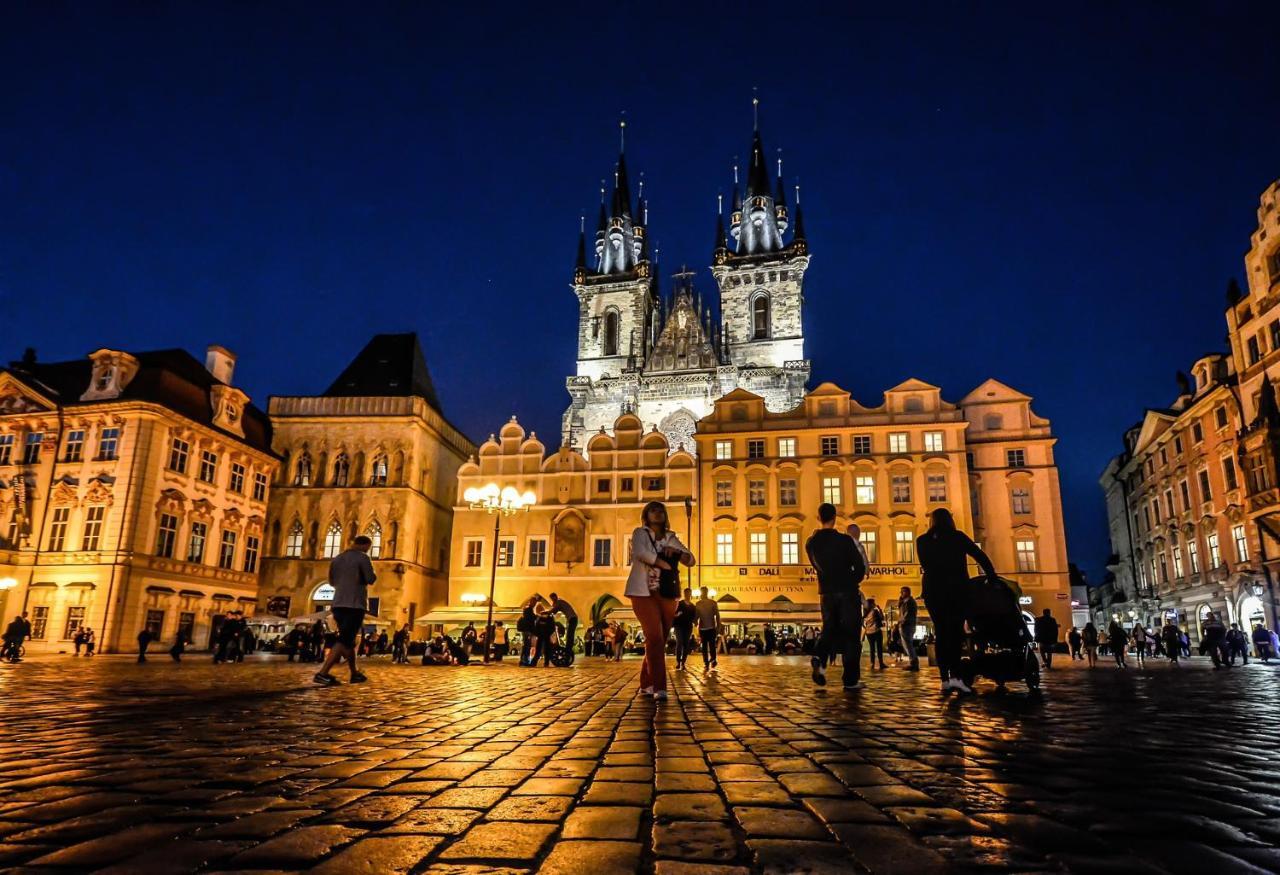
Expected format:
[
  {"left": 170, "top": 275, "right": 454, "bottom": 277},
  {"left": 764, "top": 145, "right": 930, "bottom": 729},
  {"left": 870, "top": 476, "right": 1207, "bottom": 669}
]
[
  {"left": 30, "top": 606, "right": 48, "bottom": 640},
  {"left": 1011, "top": 488, "right": 1031, "bottom": 515},
  {"left": 749, "top": 532, "right": 767, "bottom": 564},
  {"left": 860, "top": 529, "right": 878, "bottom": 563},
  {"left": 63, "top": 606, "right": 86, "bottom": 640},
  {"left": 528, "top": 538, "right": 547, "bottom": 567},
  {"left": 777, "top": 437, "right": 796, "bottom": 458},
  {"left": 187, "top": 521, "right": 207, "bottom": 563},
  {"left": 779, "top": 478, "right": 797, "bottom": 506},
  {"left": 780, "top": 532, "right": 799, "bottom": 565},
  {"left": 155, "top": 513, "right": 178, "bottom": 558},
  {"left": 96, "top": 427, "right": 120, "bottom": 460},
  {"left": 853, "top": 435, "right": 872, "bottom": 455},
  {"left": 1233, "top": 524, "right": 1248, "bottom": 562},
  {"left": 498, "top": 538, "right": 515, "bottom": 567},
  {"left": 464, "top": 539, "right": 483, "bottom": 567},
  {"left": 322, "top": 521, "right": 343, "bottom": 558},
  {"left": 716, "top": 532, "right": 734, "bottom": 564},
  {"left": 252, "top": 471, "right": 268, "bottom": 501},
  {"left": 752, "top": 295, "right": 770, "bottom": 339},
  {"left": 927, "top": 473, "right": 947, "bottom": 503},
  {"left": 48, "top": 507, "right": 70, "bottom": 551},
  {"left": 64, "top": 430, "right": 85, "bottom": 462},
  {"left": 747, "top": 439, "right": 765, "bottom": 459},
  {"left": 592, "top": 537, "right": 612, "bottom": 567},
  {"left": 1016, "top": 539, "right": 1037, "bottom": 572},
  {"left": 855, "top": 475, "right": 875, "bottom": 504},
  {"left": 167, "top": 438, "right": 189, "bottom": 473},
  {"left": 228, "top": 463, "right": 245, "bottom": 494},
  {"left": 894, "top": 530, "right": 914, "bottom": 563},
  {"left": 0, "top": 434, "right": 12, "bottom": 465},
  {"left": 370, "top": 455, "right": 388, "bottom": 486},
  {"left": 923, "top": 431, "right": 943, "bottom": 453},
  {"left": 748, "top": 480, "right": 765, "bottom": 507},
  {"left": 891, "top": 474, "right": 911, "bottom": 503},
  {"left": 821, "top": 436, "right": 840, "bottom": 456},
  {"left": 81, "top": 505, "right": 105, "bottom": 551},
  {"left": 218, "top": 530, "right": 237, "bottom": 570},
  {"left": 243, "top": 535, "right": 260, "bottom": 573},
  {"left": 716, "top": 480, "right": 733, "bottom": 507},
  {"left": 198, "top": 450, "right": 217, "bottom": 484},
  {"left": 888, "top": 433, "right": 908, "bottom": 454},
  {"left": 366, "top": 520, "right": 383, "bottom": 559},
  {"left": 1188, "top": 537, "right": 1200, "bottom": 574},
  {"left": 715, "top": 440, "right": 732, "bottom": 460},
  {"left": 1172, "top": 541, "right": 1184, "bottom": 578},
  {"left": 1006, "top": 448, "right": 1026, "bottom": 468},
  {"left": 332, "top": 453, "right": 350, "bottom": 486},
  {"left": 285, "top": 521, "right": 304, "bottom": 557},
  {"left": 822, "top": 476, "right": 842, "bottom": 505},
  {"left": 294, "top": 452, "right": 312, "bottom": 486}
]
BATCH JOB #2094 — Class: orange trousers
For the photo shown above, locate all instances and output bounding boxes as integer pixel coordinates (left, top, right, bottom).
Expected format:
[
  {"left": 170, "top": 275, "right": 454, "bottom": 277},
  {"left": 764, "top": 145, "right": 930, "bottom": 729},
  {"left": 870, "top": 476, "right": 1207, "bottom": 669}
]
[{"left": 629, "top": 594, "right": 677, "bottom": 693}]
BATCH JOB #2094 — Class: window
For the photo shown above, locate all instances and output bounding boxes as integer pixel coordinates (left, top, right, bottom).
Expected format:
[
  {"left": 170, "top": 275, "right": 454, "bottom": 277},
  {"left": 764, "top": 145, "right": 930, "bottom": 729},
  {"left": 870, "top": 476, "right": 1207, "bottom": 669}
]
[
  {"left": 332, "top": 454, "right": 350, "bottom": 486},
  {"left": 23, "top": 433, "right": 42, "bottom": 464},
  {"left": 1192, "top": 422, "right": 1204, "bottom": 443},
  {"left": 156, "top": 513, "right": 178, "bottom": 558},
  {"left": 228, "top": 463, "right": 245, "bottom": 494},
  {"left": 168, "top": 438, "right": 189, "bottom": 473},
  {"left": 592, "top": 537, "right": 612, "bottom": 567},
  {"left": 822, "top": 476, "right": 842, "bottom": 505},
  {"left": 1012, "top": 488, "right": 1031, "bottom": 515},
  {"left": 891, "top": 474, "right": 911, "bottom": 503},
  {"left": 1174, "top": 436, "right": 1183, "bottom": 455},
  {"left": 1156, "top": 554, "right": 1166, "bottom": 585},
  {"left": 888, "top": 433, "right": 908, "bottom": 454},
  {"left": 528, "top": 538, "right": 547, "bottom": 567},
  {"left": 498, "top": 538, "right": 515, "bottom": 567},
  {"left": 366, "top": 520, "right": 383, "bottom": 558},
  {"left": 145, "top": 609, "right": 164, "bottom": 639},
  {"left": 48, "top": 507, "right": 70, "bottom": 551},
  {"left": 1159, "top": 447, "right": 1168, "bottom": 467},
  {"left": 1137, "top": 562, "right": 1149, "bottom": 596},
  {"left": 749, "top": 531, "right": 767, "bottom": 564},
  {"left": 860, "top": 529, "right": 878, "bottom": 563},
  {"left": 367, "top": 597, "right": 381, "bottom": 617},
  {"left": 1015, "top": 539, "right": 1037, "bottom": 572},
  {"left": 1234, "top": 524, "right": 1249, "bottom": 562},
  {"left": 1249, "top": 335, "right": 1262, "bottom": 364},
  {"left": 285, "top": 521, "right": 304, "bottom": 557},
  {"left": 1172, "top": 541, "right": 1184, "bottom": 578},
  {"left": 752, "top": 294, "right": 770, "bottom": 339},
  {"left": 820, "top": 436, "right": 839, "bottom": 456},
  {"left": 747, "top": 439, "right": 765, "bottom": 460},
  {"left": 1215, "top": 407, "right": 1229, "bottom": 429},
  {"left": 1143, "top": 505, "right": 1152, "bottom": 530},
  {"left": 243, "top": 535, "right": 260, "bottom": 573},
  {"left": 322, "top": 521, "right": 343, "bottom": 558},
  {"left": 81, "top": 506, "right": 105, "bottom": 550},
  {"left": 1151, "top": 498, "right": 1161, "bottom": 524},
  {"left": 218, "top": 530, "right": 237, "bottom": 570},
  {"left": 370, "top": 455, "right": 388, "bottom": 486},
  {"left": 64, "top": 430, "right": 85, "bottom": 462},
  {"left": 1223, "top": 456, "right": 1239, "bottom": 491},
  {"left": 30, "top": 606, "right": 48, "bottom": 640},
  {"left": 745, "top": 479, "right": 765, "bottom": 507},
  {"left": 1198, "top": 468, "right": 1212, "bottom": 502},
  {"left": 923, "top": 431, "right": 944, "bottom": 453},
  {"left": 177, "top": 612, "right": 195, "bottom": 644},
  {"left": 1208, "top": 532, "right": 1222, "bottom": 568},
  {"left": 464, "top": 539, "right": 483, "bottom": 567},
  {"left": 715, "top": 440, "right": 732, "bottom": 460},
  {"left": 63, "top": 606, "right": 86, "bottom": 640},
  {"left": 927, "top": 473, "right": 947, "bottom": 502},
  {"left": 852, "top": 435, "right": 872, "bottom": 455},
  {"left": 855, "top": 475, "right": 875, "bottom": 504},
  {"left": 1006, "top": 448, "right": 1026, "bottom": 468},
  {"left": 187, "top": 521, "right": 208, "bottom": 563},
  {"left": 966, "top": 452, "right": 975, "bottom": 470},
  {"left": 1164, "top": 489, "right": 1175, "bottom": 519},
  {"left": 1188, "top": 536, "right": 1200, "bottom": 574},
  {"left": 1272, "top": 320, "right": 1280, "bottom": 353},
  {"left": 716, "top": 532, "right": 734, "bottom": 564},
  {"left": 779, "top": 479, "right": 797, "bottom": 506},
  {"left": 778, "top": 437, "right": 796, "bottom": 458},
  {"left": 620, "top": 477, "right": 634, "bottom": 492},
  {"left": 1271, "top": 250, "right": 1280, "bottom": 284},
  {"left": 1179, "top": 480, "right": 1191, "bottom": 512},
  {"left": 0, "top": 434, "right": 12, "bottom": 465},
  {"left": 715, "top": 480, "right": 733, "bottom": 507},
  {"left": 603, "top": 309, "right": 620, "bottom": 356},
  {"left": 644, "top": 476, "right": 664, "bottom": 491},
  {"left": 597, "top": 478, "right": 611, "bottom": 494},
  {"left": 780, "top": 532, "right": 799, "bottom": 564},
  {"left": 894, "top": 530, "right": 914, "bottom": 563},
  {"left": 97, "top": 427, "right": 120, "bottom": 460},
  {"left": 198, "top": 451, "right": 217, "bottom": 484}
]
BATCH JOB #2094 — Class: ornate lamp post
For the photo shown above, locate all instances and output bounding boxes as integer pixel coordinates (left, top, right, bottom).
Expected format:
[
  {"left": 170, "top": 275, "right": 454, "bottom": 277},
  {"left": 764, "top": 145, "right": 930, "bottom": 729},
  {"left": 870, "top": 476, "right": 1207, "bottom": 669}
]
[{"left": 463, "top": 483, "right": 535, "bottom": 663}]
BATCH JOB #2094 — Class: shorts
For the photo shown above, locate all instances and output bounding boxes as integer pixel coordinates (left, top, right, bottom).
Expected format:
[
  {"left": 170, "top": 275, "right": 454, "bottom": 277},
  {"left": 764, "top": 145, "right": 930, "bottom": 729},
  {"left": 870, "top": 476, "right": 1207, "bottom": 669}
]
[{"left": 332, "top": 607, "right": 365, "bottom": 648}]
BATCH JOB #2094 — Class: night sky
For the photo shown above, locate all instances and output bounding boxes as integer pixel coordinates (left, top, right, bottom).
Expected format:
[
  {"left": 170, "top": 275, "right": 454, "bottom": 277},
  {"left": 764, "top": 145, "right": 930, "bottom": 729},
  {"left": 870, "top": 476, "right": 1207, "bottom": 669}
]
[{"left": 4, "top": 3, "right": 1279, "bottom": 584}]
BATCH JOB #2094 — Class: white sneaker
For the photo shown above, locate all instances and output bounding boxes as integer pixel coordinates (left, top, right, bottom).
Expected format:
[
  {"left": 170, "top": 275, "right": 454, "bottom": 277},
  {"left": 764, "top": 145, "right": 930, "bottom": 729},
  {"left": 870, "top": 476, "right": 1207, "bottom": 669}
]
[
  {"left": 653, "top": 690, "right": 668, "bottom": 701},
  {"left": 640, "top": 686, "right": 655, "bottom": 696},
  {"left": 940, "top": 680, "right": 952, "bottom": 694},
  {"left": 948, "top": 678, "right": 974, "bottom": 694}
]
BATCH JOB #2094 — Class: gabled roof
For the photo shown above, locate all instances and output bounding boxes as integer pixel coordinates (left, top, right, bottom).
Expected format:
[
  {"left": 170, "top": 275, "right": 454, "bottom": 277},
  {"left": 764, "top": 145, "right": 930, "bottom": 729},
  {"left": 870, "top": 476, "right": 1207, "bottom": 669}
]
[
  {"left": 3, "top": 349, "right": 273, "bottom": 453},
  {"left": 958, "top": 378, "right": 1031, "bottom": 405},
  {"left": 885, "top": 377, "right": 941, "bottom": 394},
  {"left": 1132, "top": 409, "right": 1180, "bottom": 456},
  {"left": 324, "top": 333, "right": 441, "bottom": 409}
]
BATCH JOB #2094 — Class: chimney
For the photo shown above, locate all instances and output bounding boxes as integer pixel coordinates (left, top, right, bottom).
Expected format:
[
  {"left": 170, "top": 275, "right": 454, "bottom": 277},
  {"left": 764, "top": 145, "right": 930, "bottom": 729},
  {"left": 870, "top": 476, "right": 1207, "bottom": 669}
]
[{"left": 205, "top": 345, "right": 237, "bottom": 385}]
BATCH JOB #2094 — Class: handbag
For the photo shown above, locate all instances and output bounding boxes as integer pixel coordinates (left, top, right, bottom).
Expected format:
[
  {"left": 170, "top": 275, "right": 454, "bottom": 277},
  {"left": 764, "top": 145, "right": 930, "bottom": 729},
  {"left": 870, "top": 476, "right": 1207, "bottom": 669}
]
[{"left": 647, "top": 531, "right": 682, "bottom": 599}]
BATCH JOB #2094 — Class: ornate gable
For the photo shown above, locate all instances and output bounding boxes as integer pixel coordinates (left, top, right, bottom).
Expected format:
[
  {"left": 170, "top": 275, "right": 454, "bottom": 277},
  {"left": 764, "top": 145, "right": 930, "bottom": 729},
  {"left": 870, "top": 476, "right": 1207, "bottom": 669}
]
[
  {"left": 646, "top": 290, "right": 718, "bottom": 374},
  {"left": 0, "top": 373, "right": 56, "bottom": 415}
]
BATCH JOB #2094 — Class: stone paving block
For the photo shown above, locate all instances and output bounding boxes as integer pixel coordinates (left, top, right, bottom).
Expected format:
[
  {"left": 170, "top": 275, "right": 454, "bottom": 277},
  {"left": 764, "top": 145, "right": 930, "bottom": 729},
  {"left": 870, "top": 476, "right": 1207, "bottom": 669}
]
[
  {"left": 653, "top": 863, "right": 752, "bottom": 875},
  {"left": 802, "top": 796, "right": 891, "bottom": 825},
  {"left": 886, "top": 805, "right": 993, "bottom": 836},
  {"left": 594, "top": 765, "right": 654, "bottom": 781},
  {"left": 746, "top": 839, "right": 855, "bottom": 875},
  {"left": 438, "top": 822, "right": 557, "bottom": 861},
  {"left": 0, "top": 843, "right": 56, "bottom": 867},
  {"left": 850, "top": 783, "right": 936, "bottom": 806},
  {"left": 94, "top": 839, "right": 250, "bottom": 874},
  {"left": 536, "top": 839, "right": 643, "bottom": 874},
  {"left": 322, "top": 793, "right": 423, "bottom": 825},
  {"left": 560, "top": 805, "right": 643, "bottom": 840},
  {"left": 430, "top": 787, "right": 509, "bottom": 808},
  {"left": 310, "top": 834, "right": 444, "bottom": 874},
  {"left": 712, "top": 763, "right": 770, "bottom": 782},
  {"left": 460, "top": 769, "right": 534, "bottom": 787},
  {"left": 720, "top": 781, "right": 793, "bottom": 805},
  {"left": 197, "top": 808, "right": 322, "bottom": 838},
  {"left": 583, "top": 780, "right": 653, "bottom": 805},
  {"left": 778, "top": 772, "right": 852, "bottom": 797},
  {"left": 511, "top": 777, "right": 584, "bottom": 796},
  {"left": 976, "top": 812, "right": 1111, "bottom": 853},
  {"left": 422, "top": 864, "right": 532, "bottom": 874},
  {"left": 657, "top": 772, "right": 719, "bottom": 792},
  {"left": 486, "top": 794, "right": 573, "bottom": 822},
  {"left": 26, "top": 821, "right": 202, "bottom": 868},
  {"left": 654, "top": 792, "right": 728, "bottom": 821},
  {"left": 388, "top": 780, "right": 455, "bottom": 795},
  {"left": 828, "top": 823, "right": 949, "bottom": 875},
  {"left": 733, "top": 806, "right": 829, "bottom": 839},
  {"left": 226, "top": 824, "right": 366, "bottom": 868},
  {"left": 384, "top": 806, "right": 483, "bottom": 835},
  {"left": 652, "top": 821, "right": 739, "bottom": 861}
]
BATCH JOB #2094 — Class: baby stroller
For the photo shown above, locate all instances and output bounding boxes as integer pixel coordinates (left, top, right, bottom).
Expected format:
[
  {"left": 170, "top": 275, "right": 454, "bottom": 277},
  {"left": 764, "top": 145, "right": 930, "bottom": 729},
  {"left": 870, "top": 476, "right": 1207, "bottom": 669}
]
[
  {"left": 548, "top": 643, "right": 574, "bottom": 668},
  {"left": 956, "top": 576, "right": 1040, "bottom": 692}
]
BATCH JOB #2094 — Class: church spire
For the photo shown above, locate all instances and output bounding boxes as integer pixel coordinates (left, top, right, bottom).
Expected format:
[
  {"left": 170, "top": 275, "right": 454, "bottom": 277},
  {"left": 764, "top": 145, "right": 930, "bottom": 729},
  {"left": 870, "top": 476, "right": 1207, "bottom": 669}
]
[
  {"left": 729, "top": 96, "right": 786, "bottom": 255},
  {"left": 593, "top": 118, "right": 645, "bottom": 276}
]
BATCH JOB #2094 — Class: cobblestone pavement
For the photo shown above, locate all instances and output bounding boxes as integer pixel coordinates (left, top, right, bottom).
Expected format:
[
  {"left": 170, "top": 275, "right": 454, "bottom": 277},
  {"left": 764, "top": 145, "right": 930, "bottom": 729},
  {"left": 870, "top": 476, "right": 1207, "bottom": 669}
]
[{"left": 1, "top": 654, "right": 1280, "bottom": 874}]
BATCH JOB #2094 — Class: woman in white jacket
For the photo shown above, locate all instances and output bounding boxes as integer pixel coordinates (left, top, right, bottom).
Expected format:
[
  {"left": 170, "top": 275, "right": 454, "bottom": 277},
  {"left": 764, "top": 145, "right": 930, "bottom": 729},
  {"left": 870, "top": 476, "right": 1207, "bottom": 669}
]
[{"left": 627, "top": 501, "right": 696, "bottom": 700}]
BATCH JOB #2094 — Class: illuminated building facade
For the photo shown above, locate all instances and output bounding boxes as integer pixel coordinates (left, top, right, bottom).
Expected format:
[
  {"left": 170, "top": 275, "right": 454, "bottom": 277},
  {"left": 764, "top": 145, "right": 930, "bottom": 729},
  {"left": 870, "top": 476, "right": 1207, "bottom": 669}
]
[{"left": 0, "top": 345, "right": 277, "bottom": 653}]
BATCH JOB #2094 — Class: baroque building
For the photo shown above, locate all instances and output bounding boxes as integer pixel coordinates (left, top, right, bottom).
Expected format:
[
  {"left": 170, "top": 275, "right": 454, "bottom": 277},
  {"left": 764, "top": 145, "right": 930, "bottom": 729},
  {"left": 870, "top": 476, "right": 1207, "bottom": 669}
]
[
  {"left": 0, "top": 345, "right": 277, "bottom": 653},
  {"left": 563, "top": 117, "right": 810, "bottom": 454},
  {"left": 258, "top": 334, "right": 474, "bottom": 631},
  {"left": 1100, "top": 178, "right": 1280, "bottom": 636}
]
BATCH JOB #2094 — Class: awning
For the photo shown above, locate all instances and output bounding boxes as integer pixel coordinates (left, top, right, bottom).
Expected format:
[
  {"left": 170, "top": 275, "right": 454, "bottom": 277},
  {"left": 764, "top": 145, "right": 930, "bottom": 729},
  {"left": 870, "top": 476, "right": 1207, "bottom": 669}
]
[
  {"left": 179, "top": 589, "right": 204, "bottom": 598},
  {"left": 146, "top": 585, "right": 176, "bottom": 595},
  {"left": 212, "top": 593, "right": 236, "bottom": 601},
  {"left": 416, "top": 606, "right": 525, "bottom": 626},
  {"left": 65, "top": 582, "right": 96, "bottom": 589},
  {"left": 288, "top": 608, "right": 392, "bottom": 628}
]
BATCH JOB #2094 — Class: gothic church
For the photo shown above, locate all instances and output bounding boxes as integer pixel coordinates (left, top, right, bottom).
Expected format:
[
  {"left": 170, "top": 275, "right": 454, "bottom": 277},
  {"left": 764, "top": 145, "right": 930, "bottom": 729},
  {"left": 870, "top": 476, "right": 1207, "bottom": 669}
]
[{"left": 562, "top": 115, "right": 810, "bottom": 454}]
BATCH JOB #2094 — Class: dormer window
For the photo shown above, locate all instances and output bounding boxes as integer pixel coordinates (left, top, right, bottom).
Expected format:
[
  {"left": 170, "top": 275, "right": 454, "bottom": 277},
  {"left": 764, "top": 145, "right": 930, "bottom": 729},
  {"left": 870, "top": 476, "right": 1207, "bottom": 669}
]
[{"left": 80, "top": 349, "right": 140, "bottom": 402}]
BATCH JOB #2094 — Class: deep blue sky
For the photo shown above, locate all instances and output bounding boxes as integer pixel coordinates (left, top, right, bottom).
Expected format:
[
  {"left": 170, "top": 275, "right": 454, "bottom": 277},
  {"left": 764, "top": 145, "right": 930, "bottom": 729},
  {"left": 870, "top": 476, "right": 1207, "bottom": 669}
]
[{"left": 4, "top": 3, "right": 1279, "bottom": 583}]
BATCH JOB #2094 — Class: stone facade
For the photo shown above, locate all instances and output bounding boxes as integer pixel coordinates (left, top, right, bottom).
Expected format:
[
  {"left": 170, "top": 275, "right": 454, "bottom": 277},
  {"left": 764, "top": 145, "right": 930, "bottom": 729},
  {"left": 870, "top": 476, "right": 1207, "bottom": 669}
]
[
  {"left": 257, "top": 335, "right": 474, "bottom": 636},
  {"left": 0, "top": 346, "right": 278, "bottom": 653}
]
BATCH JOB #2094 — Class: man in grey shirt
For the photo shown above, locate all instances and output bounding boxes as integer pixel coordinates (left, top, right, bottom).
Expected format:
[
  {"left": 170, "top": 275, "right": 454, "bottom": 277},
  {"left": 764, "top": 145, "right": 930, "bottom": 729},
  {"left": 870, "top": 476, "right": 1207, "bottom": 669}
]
[{"left": 315, "top": 535, "right": 376, "bottom": 686}]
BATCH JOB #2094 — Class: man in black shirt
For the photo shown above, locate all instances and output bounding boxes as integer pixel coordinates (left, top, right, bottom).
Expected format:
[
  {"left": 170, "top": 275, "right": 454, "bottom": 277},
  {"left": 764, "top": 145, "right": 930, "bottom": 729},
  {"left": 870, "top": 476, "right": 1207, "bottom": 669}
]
[{"left": 805, "top": 503, "right": 867, "bottom": 689}]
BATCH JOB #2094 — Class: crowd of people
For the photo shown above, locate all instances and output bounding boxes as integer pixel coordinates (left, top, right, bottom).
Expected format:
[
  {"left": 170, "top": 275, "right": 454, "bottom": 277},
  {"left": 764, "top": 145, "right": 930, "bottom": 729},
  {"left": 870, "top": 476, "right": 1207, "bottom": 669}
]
[{"left": 1060, "top": 614, "right": 1278, "bottom": 669}]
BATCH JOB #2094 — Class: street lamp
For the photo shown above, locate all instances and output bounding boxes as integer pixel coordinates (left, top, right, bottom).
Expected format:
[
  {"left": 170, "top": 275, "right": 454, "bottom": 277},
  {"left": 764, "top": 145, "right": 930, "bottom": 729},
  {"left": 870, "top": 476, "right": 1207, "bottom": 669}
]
[{"left": 463, "top": 482, "right": 535, "bottom": 663}]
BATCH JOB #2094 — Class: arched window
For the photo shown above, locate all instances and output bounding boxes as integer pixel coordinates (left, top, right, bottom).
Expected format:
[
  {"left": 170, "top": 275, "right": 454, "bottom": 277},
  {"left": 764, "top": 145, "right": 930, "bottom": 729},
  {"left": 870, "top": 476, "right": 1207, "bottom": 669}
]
[
  {"left": 285, "top": 520, "right": 304, "bottom": 557},
  {"left": 294, "top": 451, "right": 312, "bottom": 486},
  {"left": 370, "top": 455, "right": 388, "bottom": 486},
  {"left": 752, "top": 294, "right": 770, "bottom": 340},
  {"left": 603, "top": 310, "right": 620, "bottom": 356},
  {"left": 332, "top": 453, "right": 349, "bottom": 487},
  {"left": 366, "top": 520, "right": 382, "bottom": 559},
  {"left": 322, "top": 520, "right": 343, "bottom": 558}
]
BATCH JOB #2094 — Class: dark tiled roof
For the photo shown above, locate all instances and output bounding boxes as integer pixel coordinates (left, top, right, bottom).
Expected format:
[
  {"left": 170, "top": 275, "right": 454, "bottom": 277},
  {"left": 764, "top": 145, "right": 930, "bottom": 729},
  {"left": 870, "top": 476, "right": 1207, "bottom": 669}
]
[
  {"left": 323, "top": 333, "right": 441, "bottom": 408},
  {"left": 4, "top": 349, "right": 273, "bottom": 454}
]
